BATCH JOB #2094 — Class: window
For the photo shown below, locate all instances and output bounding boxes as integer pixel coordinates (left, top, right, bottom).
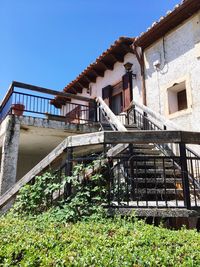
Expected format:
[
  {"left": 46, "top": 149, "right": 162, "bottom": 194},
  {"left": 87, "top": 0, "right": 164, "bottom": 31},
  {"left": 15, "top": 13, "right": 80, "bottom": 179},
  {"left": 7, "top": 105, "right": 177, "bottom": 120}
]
[
  {"left": 167, "top": 82, "right": 188, "bottom": 114},
  {"left": 111, "top": 81, "right": 123, "bottom": 115},
  {"left": 111, "top": 93, "right": 123, "bottom": 115},
  {"left": 177, "top": 90, "right": 187, "bottom": 111}
]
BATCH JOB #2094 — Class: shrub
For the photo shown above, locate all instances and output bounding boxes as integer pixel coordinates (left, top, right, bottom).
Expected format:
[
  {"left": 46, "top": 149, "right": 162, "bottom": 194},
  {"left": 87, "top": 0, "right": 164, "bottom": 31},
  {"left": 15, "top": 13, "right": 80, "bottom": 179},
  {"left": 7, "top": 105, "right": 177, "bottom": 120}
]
[
  {"left": 13, "top": 161, "right": 108, "bottom": 222},
  {"left": 0, "top": 215, "right": 200, "bottom": 266}
]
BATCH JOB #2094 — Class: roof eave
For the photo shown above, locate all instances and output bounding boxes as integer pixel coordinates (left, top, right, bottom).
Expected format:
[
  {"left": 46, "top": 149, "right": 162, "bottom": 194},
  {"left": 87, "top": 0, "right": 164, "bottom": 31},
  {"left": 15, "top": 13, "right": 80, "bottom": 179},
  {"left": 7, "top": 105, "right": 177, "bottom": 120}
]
[{"left": 135, "top": 0, "right": 200, "bottom": 49}]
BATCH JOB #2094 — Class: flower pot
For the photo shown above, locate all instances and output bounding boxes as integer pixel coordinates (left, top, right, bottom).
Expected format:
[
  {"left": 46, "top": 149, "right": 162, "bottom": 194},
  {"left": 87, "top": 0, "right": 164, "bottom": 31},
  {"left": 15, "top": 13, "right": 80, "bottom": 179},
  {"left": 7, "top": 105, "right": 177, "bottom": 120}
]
[{"left": 12, "top": 103, "right": 25, "bottom": 116}]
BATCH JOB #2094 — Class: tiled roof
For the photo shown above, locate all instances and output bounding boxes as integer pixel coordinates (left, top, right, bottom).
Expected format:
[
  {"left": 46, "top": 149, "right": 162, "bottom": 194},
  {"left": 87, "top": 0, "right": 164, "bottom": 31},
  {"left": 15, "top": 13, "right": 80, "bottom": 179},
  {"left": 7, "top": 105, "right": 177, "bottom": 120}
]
[
  {"left": 135, "top": 0, "right": 200, "bottom": 48},
  {"left": 52, "top": 37, "right": 134, "bottom": 106},
  {"left": 52, "top": 0, "right": 200, "bottom": 107},
  {"left": 63, "top": 37, "right": 134, "bottom": 93}
]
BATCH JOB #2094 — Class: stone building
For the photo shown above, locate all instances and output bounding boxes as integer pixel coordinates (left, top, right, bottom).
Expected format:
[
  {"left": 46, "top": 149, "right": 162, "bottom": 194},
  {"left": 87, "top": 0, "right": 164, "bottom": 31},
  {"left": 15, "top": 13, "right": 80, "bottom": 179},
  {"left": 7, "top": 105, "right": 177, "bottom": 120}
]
[
  {"left": 0, "top": 0, "right": 200, "bottom": 226},
  {"left": 53, "top": 0, "right": 200, "bottom": 133}
]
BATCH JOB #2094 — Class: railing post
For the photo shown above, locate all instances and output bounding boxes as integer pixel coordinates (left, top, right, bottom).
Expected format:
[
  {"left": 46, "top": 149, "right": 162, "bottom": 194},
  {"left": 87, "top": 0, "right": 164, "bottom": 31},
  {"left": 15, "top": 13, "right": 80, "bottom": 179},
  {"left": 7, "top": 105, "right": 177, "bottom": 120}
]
[
  {"left": 133, "top": 105, "right": 136, "bottom": 124},
  {"left": 94, "top": 101, "right": 98, "bottom": 122},
  {"left": 179, "top": 142, "right": 191, "bottom": 209},
  {"left": 143, "top": 111, "right": 147, "bottom": 130},
  {"left": 64, "top": 147, "right": 73, "bottom": 198},
  {"left": 129, "top": 144, "right": 135, "bottom": 200}
]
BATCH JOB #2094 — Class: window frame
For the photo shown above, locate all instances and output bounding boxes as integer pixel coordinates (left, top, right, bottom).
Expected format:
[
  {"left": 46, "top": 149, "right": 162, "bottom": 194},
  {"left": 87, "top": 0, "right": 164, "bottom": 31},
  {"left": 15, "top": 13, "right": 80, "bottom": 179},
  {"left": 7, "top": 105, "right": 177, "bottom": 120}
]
[{"left": 163, "top": 75, "right": 192, "bottom": 119}]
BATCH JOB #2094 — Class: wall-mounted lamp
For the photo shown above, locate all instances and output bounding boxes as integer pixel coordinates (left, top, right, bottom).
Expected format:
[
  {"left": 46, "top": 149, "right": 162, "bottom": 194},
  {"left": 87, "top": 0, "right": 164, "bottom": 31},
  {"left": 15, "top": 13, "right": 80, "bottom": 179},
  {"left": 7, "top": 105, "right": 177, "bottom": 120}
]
[
  {"left": 124, "top": 62, "right": 133, "bottom": 72},
  {"left": 124, "top": 62, "right": 136, "bottom": 79}
]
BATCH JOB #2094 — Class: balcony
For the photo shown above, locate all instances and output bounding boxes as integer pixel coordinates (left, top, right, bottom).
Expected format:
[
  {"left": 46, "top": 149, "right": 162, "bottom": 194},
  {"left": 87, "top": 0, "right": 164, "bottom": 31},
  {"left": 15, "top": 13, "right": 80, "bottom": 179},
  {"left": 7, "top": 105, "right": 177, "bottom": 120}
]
[{"left": 0, "top": 81, "right": 97, "bottom": 125}]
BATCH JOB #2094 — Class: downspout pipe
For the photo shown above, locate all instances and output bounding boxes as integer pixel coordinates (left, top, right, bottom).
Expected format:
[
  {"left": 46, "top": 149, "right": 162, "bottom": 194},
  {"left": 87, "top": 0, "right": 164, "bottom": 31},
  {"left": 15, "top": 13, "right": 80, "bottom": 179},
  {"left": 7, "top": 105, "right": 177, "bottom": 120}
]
[{"left": 132, "top": 44, "right": 147, "bottom": 106}]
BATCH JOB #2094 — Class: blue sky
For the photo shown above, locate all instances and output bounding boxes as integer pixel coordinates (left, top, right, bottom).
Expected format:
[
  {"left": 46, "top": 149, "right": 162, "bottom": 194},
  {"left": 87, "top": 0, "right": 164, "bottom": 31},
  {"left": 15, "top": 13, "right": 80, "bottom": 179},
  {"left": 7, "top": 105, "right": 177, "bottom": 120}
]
[{"left": 0, "top": 0, "right": 180, "bottom": 100}]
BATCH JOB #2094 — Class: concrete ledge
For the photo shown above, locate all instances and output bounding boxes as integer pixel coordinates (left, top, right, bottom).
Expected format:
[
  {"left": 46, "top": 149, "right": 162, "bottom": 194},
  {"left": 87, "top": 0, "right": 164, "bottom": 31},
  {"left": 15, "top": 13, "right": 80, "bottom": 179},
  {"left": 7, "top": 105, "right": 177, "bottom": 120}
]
[
  {"left": 108, "top": 208, "right": 200, "bottom": 218},
  {"left": 20, "top": 115, "right": 100, "bottom": 133}
]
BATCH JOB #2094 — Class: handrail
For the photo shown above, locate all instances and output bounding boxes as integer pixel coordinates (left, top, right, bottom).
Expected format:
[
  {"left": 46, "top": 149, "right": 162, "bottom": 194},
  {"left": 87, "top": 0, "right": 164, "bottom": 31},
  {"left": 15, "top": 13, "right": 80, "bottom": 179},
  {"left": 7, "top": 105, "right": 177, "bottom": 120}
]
[
  {"left": 9, "top": 81, "right": 94, "bottom": 103},
  {"left": 0, "top": 85, "right": 13, "bottom": 113},
  {"left": 130, "top": 100, "right": 178, "bottom": 130},
  {"left": 127, "top": 101, "right": 200, "bottom": 193},
  {"left": 0, "top": 82, "right": 97, "bottom": 124},
  {"left": 129, "top": 100, "right": 200, "bottom": 158},
  {"left": 96, "top": 97, "right": 128, "bottom": 156},
  {"left": 96, "top": 97, "right": 127, "bottom": 131}
]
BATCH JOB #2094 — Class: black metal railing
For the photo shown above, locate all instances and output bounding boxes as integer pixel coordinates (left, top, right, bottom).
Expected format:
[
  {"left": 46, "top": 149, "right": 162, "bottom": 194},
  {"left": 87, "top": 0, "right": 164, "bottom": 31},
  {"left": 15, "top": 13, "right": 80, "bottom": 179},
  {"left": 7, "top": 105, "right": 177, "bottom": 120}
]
[
  {"left": 107, "top": 144, "right": 200, "bottom": 209},
  {"left": 97, "top": 102, "right": 118, "bottom": 131},
  {"left": 0, "top": 82, "right": 97, "bottom": 124},
  {"left": 42, "top": 140, "right": 200, "bottom": 210},
  {"left": 127, "top": 106, "right": 162, "bottom": 131},
  {"left": 126, "top": 104, "right": 200, "bottom": 191},
  {"left": 52, "top": 153, "right": 107, "bottom": 202}
]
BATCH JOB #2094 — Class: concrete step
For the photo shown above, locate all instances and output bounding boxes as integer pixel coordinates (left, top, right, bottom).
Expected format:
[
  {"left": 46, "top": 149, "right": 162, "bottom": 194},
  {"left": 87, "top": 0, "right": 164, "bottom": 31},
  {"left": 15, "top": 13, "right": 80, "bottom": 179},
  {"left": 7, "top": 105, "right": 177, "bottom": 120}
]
[
  {"left": 132, "top": 149, "right": 162, "bottom": 155},
  {"left": 124, "top": 124, "right": 138, "bottom": 129},
  {"left": 135, "top": 188, "right": 183, "bottom": 195},
  {"left": 132, "top": 144, "right": 156, "bottom": 149},
  {"left": 122, "top": 168, "right": 181, "bottom": 176},
  {"left": 126, "top": 161, "right": 175, "bottom": 168},
  {"left": 131, "top": 178, "right": 183, "bottom": 184}
]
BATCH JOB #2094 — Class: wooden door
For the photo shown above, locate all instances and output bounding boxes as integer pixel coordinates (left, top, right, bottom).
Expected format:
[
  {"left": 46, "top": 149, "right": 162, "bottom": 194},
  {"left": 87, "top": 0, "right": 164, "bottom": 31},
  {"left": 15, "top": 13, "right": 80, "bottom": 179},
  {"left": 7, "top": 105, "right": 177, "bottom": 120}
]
[{"left": 122, "top": 72, "right": 132, "bottom": 111}]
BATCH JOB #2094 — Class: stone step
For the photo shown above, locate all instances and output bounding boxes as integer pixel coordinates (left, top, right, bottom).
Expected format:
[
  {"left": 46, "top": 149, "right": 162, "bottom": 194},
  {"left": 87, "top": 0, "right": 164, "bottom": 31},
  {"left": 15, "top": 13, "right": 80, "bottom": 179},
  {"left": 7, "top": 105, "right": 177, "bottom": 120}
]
[
  {"left": 130, "top": 178, "right": 183, "bottom": 184},
  {"left": 135, "top": 188, "right": 183, "bottom": 195},
  {"left": 132, "top": 149, "right": 162, "bottom": 155},
  {"left": 132, "top": 144, "right": 155, "bottom": 149},
  {"left": 126, "top": 161, "right": 175, "bottom": 168},
  {"left": 124, "top": 168, "right": 181, "bottom": 176},
  {"left": 124, "top": 124, "right": 138, "bottom": 129}
]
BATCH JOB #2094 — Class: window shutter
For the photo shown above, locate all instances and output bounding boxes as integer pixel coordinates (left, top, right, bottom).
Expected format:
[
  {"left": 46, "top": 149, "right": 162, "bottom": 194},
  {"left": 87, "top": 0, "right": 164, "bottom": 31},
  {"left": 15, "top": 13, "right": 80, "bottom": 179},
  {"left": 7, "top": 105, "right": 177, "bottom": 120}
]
[
  {"left": 177, "top": 90, "right": 187, "bottom": 111},
  {"left": 102, "top": 85, "right": 112, "bottom": 106},
  {"left": 122, "top": 73, "right": 131, "bottom": 111}
]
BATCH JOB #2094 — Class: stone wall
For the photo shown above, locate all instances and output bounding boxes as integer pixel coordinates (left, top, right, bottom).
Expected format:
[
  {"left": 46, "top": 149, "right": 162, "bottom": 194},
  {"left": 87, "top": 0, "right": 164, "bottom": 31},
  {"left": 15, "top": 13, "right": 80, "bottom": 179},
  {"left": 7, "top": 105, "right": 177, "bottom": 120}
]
[{"left": 144, "top": 11, "right": 200, "bottom": 132}]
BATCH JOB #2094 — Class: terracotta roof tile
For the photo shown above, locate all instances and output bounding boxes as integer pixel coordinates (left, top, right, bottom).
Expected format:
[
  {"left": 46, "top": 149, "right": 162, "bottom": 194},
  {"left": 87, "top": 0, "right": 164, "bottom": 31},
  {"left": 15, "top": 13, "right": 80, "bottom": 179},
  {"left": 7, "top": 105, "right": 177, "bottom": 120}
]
[
  {"left": 135, "top": 0, "right": 200, "bottom": 47},
  {"left": 53, "top": 0, "right": 200, "bottom": 107}
]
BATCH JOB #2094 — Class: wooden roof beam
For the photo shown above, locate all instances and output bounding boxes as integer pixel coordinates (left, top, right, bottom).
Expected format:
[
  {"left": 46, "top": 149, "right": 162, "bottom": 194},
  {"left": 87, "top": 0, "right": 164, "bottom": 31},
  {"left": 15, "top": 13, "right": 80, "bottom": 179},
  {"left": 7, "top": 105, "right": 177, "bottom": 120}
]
[
  {"left": 80, "top": 78, "right": 90, "bottom": 88},
  {"left": 121, "top": 44, "right": 134, "bottom": 54},
  {"left": 85, "top": 74, "right": 96, "bottom": 83},
  {"left": 67, "top": 86, "right": 77, "bottom": 94},
  {"left": 88, "top": 69, "right": 99, "bottom": 78},
  {"left": 76, "top": 81, "right": 85, "bottom": 89},
  {"left": 100, "top": 60, "right": 114, "bottom": 70},
  {"left": 93, "top": 68, "right": 104, "bottom": 77},
  {"left": 110, "top": 53, "right": 124, "bottom": 63},
  {"left": 73, "top": 84, "right": 83, "bottom": 94},
  {"left": 97, "top": 62, "right": 108, "bottom": 71}
]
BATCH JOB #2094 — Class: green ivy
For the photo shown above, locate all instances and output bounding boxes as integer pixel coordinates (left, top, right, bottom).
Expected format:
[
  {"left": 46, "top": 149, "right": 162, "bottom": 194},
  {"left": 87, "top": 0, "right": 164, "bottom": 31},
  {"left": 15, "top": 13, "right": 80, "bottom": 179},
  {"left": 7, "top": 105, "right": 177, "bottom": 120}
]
[{"left": 13, "top": 160, "right": 108, "bottom": 222}]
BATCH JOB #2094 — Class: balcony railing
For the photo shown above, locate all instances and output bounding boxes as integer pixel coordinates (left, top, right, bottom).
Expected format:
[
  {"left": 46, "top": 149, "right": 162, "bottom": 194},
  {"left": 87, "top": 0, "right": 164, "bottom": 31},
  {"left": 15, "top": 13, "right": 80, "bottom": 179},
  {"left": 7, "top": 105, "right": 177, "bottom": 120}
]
[{"left": 0, "top": 81, "right": 97, "bottom": 124}]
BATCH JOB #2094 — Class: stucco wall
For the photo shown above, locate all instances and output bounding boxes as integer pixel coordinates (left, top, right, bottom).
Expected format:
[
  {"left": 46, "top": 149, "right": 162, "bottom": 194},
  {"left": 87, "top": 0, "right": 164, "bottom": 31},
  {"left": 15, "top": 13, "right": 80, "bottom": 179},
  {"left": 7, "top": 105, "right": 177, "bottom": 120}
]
[
  {"left": 61, "top": 11, "right": 200, "bottom": 135},
  {"left": 91, "top": 53, "right": 142, "bottom": 103},
  {"left": 144, "top": 12, "right": 200, "bottom": 132},
  {"left": 61, "top": 53, "right": 143, "bottom": 116}
]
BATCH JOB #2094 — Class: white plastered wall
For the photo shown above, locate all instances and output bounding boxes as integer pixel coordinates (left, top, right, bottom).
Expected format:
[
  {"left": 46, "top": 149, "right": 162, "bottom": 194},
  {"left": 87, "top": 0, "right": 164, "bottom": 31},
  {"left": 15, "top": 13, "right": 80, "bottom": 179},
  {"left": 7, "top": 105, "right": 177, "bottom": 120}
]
[
  {"left": 144, "top": 11, "right": 200, "bottom": 132},
  {"left": 91, "top": 53, "right": 142, "bottom": 103},
  {"left": 61, "top": 53, "right": 143, "bottom": 116}
]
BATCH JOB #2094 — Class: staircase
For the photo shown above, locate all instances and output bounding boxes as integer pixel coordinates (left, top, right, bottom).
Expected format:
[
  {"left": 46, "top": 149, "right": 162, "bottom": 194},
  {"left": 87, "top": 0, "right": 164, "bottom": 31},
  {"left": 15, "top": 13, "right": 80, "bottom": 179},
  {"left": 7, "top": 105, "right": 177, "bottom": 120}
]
[
  {"left": 109, "top": 143, "right": 184, "bottom": 208},
  {"left": 0, "top": 97, "right": 200, "bottom": 215}
]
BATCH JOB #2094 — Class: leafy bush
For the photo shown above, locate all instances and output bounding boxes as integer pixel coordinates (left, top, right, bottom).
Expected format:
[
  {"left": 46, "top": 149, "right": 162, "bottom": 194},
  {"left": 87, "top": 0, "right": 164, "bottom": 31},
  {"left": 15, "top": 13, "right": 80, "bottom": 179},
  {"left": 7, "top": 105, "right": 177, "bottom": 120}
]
[
  {"left": 0, "top": 215, "right": 200, "bottom": 266},
  {"left": 13, "top": 161, "right": 108, "bottom": 222},
  {"left": 5, "top": 160, "right": 199, "bottom": 266}
]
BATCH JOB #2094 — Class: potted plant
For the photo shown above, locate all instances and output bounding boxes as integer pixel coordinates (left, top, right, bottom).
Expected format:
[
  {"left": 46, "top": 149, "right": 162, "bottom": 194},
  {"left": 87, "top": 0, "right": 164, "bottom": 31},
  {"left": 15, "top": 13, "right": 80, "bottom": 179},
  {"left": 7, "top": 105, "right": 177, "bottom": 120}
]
[{"left": 12, "top": 103, "right": 25, "bottom": 116}]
